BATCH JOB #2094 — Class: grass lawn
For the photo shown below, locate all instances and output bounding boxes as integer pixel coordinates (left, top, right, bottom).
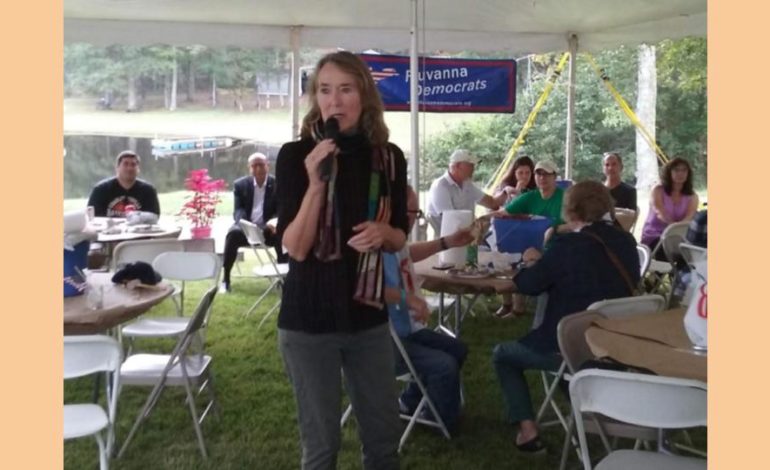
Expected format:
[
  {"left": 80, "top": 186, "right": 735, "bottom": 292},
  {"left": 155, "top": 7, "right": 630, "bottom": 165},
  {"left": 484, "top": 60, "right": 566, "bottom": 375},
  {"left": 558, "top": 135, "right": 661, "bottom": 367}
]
[{"left": 64, "top": 253, "right": 705, "bottom": 469}]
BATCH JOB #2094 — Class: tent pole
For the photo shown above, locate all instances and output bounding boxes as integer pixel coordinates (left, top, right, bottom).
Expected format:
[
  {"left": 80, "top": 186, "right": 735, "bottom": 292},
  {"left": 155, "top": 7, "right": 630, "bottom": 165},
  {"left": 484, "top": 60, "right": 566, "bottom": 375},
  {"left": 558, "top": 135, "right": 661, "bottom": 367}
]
[
  {"left": 289, "top": 26, "right": 301, "bottom": 140},
  {"left": 565, "top": 33, "right": 578, "bottom": 180},
  {"left": 409, "top": 0, "right": 420, "bottom": 192},
  {"left": 409, "top": 0, "right": 420, "bottom": 240}
]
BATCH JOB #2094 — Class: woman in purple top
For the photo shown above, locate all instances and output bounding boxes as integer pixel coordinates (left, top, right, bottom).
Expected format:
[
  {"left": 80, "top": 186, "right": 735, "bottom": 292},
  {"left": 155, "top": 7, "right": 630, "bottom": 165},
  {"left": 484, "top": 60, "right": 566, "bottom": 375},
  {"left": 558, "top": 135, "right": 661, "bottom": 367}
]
[{"left": 641, "top": 157, "right": 699, "bottom": 252}]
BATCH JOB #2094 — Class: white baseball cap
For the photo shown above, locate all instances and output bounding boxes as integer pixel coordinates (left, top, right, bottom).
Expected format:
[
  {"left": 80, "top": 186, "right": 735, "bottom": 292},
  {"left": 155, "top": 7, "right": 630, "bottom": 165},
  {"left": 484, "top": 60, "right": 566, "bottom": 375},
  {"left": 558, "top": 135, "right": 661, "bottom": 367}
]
[
  {"left": 449, "top": 149, "right": 477, "bottom": 165},
  {"left": 534, "top": 159, "right": 559, "bottom": 174}
]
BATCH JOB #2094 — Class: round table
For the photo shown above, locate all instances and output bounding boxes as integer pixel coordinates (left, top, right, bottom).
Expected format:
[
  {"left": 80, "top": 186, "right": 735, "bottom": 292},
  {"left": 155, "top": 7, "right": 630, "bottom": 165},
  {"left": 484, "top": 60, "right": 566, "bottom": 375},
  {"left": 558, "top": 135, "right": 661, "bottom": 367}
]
[
  {"left": 584, "top": 308, "right": 707, "bottom": 382},
  {"left": 64, "top": 272, "right": 174, "bottom": 335},
  {"left": 413, "top": 252, "right": 517, "bottom": 335}
]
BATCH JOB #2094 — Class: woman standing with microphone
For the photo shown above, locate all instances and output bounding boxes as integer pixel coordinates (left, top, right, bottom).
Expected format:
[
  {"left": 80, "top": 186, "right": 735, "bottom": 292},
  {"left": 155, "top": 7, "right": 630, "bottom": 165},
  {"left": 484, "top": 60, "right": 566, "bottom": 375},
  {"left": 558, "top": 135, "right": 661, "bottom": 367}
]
[{"left": 275, "top": 51, "right": 408, "bottom": 470}]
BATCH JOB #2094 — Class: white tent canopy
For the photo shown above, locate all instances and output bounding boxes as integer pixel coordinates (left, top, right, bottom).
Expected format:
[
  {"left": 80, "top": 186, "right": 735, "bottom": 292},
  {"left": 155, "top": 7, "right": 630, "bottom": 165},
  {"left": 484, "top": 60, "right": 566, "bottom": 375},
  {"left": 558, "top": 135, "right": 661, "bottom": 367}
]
[
  {"left": 64, "top": 0, "right": 705, "bottom": 53},
  {"left": 64, "top": 0, "right": 706, "bottom": 192}
]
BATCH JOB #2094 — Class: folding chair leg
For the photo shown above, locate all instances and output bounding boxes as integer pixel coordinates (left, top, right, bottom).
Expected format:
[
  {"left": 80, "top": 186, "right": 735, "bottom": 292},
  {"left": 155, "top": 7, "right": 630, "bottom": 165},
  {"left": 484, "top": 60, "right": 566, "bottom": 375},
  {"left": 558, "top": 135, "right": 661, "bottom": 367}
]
[
  {"left": 535, "top": 362, "right": 568, "bottom": 430},
  {"left": 243, "top": 280, "right": 279, "bottom": 318},
  {"left": 257, "top": 299, "right": 281, "bottom": 330},
  {"left": 340, "top": 403, "right": 353, "bottom": 426},
  {"left": 118, "top": 378, "right": 168, "bottom": 459},
  {"left": 95, "top": 433, "right": 108, "bottom": 470},
  {"left": 205, "top": 372, "right": 222, "bottom": 420},
  {"left": 559, "top": 414, "right": 575, "bottom": 470},
  {"left": 182, "top": 373, "right": 208, "bottom": 458}
]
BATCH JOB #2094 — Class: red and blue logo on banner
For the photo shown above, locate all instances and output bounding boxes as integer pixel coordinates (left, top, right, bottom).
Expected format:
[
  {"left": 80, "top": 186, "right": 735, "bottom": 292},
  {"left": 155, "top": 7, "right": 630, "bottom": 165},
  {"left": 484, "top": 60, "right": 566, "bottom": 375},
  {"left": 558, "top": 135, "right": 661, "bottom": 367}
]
[{"left": 359, "top": 54, "right": 516, "bottom": 113}]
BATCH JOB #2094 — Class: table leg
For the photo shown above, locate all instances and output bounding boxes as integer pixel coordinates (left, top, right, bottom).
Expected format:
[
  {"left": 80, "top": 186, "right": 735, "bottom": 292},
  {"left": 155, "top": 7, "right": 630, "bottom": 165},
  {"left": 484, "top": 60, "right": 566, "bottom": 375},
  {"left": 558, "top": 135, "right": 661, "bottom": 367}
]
[{"left": 454, "top": 294, "right": 462, "bottom": 336}]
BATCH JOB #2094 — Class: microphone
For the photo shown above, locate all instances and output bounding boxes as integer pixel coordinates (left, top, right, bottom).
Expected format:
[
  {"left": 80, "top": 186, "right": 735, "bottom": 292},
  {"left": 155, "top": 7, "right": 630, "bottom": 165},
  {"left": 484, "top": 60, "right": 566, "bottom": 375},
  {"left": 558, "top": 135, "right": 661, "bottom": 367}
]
[{"left": 319, "top": 117, "right": 339, "bottom": 182}]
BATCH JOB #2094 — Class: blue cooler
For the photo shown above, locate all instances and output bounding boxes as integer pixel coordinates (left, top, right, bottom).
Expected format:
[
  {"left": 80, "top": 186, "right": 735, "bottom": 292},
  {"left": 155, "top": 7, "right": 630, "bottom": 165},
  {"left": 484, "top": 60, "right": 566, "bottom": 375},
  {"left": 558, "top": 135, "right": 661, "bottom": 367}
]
[
  {"left": 64, "top": 240, "right": 90, "bottom": 297},
  {"left": 556, "top": 179, "right": 573, "bottom": 190},
  {"left": 493, "top": 217, "right": 553, "bottom": 253}
]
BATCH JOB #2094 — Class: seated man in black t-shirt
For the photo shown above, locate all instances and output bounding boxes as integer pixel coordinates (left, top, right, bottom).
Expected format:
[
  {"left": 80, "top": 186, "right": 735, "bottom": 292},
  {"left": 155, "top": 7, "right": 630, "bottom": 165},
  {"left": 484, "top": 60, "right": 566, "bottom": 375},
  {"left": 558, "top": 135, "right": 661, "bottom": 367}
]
[
  {"left": 602, "top": 152, "right": 637, "bottom": 211},
  {"left": 87, "top": 150, "right": 160, "bottom": 217}
]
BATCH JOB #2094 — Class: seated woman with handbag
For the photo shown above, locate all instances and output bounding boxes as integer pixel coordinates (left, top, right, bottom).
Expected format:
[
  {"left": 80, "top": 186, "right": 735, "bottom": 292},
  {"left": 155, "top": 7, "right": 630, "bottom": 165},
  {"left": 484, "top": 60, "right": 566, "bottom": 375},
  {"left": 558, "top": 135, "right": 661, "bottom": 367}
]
[{"left": 492, "top": 180, "right": 640, "bottom": 454}]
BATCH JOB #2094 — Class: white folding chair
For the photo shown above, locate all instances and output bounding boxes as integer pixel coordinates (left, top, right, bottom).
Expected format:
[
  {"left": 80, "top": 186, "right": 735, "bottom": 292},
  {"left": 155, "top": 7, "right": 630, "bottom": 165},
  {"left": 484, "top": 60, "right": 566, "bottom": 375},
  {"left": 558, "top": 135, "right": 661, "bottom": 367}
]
[
  {"left": 647, "top": 221, "right": 689, "bottom": 298},
  {"left": 679, "top": 242, "right": 707, "bottom": 266},
  {"left": 121, "top": 252, "right": 220, "bottom": 340},
  {"left": 636, "top": 244, "right": 651, "bottom": 278},
  {"left": 614, "top": 208, "right": 638, "bottom": 232},
  {"left": 587, "top": 294, "right": 666, "bottom": 318},
  {"left": 239, "top": 220, "right": 289, "bottom": 328},
  {"left": 536, "top": 295, "right": 666, "bottom": 438},
  {"left": 555, "top": 311, "right": 660, "bottom": 470},
  {"left": 64, "top": 335, "right": 122, "bottom": 470},
  {"left": 118, "top": 285, "right": 219, "bottom": 459},
  {"left": 677, "top": 242, "right": 707, "bottom": 307},
  {"left": 570, "top": 369, "right": 707, "bottom": 470},
  {"left": 341, "top": 322, "right": 451, "bottom": 453},
  {"left": 112, "top": 239, "right": 185, "bottom": 314}
]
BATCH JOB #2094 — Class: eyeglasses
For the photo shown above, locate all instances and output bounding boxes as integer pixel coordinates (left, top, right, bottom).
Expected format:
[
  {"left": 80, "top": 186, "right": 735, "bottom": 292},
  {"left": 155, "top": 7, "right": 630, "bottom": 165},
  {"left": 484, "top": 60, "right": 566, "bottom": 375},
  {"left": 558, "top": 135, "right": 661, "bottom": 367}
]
[{"left": 407, "top": 209, "right": 424, "bottom": 219}]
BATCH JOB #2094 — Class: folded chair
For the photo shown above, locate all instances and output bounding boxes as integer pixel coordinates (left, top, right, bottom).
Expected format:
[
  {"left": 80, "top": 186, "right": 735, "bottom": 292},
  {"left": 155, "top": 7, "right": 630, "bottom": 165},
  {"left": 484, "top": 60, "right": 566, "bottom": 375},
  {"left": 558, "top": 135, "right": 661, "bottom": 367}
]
[
  {"left": 341, "top": 322, "right": 451, "bottom": 453},
  {"left": 118, "top": 285, "right": 219, "bottom": 459},
  {"left": 570, "top": 369, "right": 707, "bottom": 470},
  {"left": 64, "top": 335, "right": 122, "bottom": 470},
  {"left": 535, "top": 295, "right": 666, "bottom": 449},
  {"left": 121, "top": 252, "right": 220, "bottom": 342},
  {"left": 239, "top": 220, "right": 289, "bottom": 328}
]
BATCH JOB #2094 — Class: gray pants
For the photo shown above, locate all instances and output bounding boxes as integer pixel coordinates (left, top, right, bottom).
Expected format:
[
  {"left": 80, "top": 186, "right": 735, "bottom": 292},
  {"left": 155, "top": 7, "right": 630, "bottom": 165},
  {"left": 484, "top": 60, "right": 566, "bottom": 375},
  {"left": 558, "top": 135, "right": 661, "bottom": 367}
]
[{"left": 279, "top": 323, "right": 401, "bottom": 470}]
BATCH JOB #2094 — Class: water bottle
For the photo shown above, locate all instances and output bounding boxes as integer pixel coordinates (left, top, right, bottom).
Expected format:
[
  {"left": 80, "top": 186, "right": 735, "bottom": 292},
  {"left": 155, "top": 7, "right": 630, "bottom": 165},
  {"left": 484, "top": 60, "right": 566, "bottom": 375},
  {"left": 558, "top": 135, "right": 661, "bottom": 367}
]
[{"left": 465, "top": 244, "right": 478, "bottom": 267}]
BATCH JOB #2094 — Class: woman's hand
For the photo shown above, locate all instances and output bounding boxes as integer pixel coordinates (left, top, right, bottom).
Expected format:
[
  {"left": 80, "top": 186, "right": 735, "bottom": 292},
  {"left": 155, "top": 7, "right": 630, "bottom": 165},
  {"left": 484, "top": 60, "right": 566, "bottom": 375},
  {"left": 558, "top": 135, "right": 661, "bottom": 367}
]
[
  {"left": 522, "top": 247, "right": 542, "bottom": 265},
  {"left": 407, "top": 293, "right": 430, "bottom": 324},
  {"left": 304, "top": 139, "right": 338, "bottom": 187},
  {"left": 348, "top": 221, "right": 392, "bottom": 253},
  {"left": 515, "top": 180, "right": 528, "bottom": 192},
  {"left": 503, "top": 185, "right": 519, "bottom": 197}
]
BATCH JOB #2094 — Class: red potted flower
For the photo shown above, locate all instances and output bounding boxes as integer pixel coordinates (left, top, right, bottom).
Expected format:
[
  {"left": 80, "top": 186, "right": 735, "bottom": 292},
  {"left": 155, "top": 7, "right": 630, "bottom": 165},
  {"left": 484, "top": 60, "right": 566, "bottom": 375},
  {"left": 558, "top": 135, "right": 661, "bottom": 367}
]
[{"left": 178, "top": 169, "right": 227, "bottom": 238}]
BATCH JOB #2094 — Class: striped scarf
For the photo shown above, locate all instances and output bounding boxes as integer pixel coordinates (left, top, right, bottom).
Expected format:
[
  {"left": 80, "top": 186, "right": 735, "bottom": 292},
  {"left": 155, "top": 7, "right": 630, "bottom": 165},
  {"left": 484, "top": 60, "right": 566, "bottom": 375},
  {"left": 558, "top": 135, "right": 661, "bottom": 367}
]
[{"left": 311, "top": 120, "right": 396, "bottom": 310}]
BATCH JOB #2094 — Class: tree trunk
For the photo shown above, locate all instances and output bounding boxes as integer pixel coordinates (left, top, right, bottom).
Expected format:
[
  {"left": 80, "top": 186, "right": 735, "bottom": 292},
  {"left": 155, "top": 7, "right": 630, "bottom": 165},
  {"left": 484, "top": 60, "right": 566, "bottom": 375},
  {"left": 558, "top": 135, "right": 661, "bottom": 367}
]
[
  {"left": 186, "top": 58, "right": 195, "bottom": 102},
  {"left": 163, "top": 73, "right": 170, "bottom": 109},
  {"left": 211, "top": 76, "right": 217, "bottom": 108},
  {"left": 126, "top": 73, "right": 138, "bottom": 112},
  {"left": 170, "top": 51, "right": 178, "bottom": 111},
  {"left": 635, "top": 44, "right": 658, "bottom": 194}
]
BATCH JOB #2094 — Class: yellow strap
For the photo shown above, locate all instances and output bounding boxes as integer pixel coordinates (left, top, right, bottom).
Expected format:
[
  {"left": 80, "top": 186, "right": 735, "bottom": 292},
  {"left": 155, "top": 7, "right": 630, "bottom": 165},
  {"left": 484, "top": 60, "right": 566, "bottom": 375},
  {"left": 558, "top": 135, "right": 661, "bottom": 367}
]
[
  {"left": 584, "top": 54, "right": 669, "bottom": 165},
  {"left": 485, "top": 52, "right": 570, "bottom": 192}
]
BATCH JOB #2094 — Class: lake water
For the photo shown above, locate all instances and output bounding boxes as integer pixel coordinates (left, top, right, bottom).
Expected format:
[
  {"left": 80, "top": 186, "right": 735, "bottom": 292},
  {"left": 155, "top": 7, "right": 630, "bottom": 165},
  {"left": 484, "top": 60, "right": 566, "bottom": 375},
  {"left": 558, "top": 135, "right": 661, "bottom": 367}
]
[{"left": 63, "top": 135, "right": 282, "bottom": 199}]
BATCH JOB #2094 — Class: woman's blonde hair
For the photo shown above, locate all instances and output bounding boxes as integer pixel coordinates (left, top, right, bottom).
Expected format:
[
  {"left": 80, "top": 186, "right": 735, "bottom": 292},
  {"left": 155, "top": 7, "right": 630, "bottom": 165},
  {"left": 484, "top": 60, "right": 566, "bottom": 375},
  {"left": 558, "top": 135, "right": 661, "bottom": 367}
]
[
  {"left": 562, "top": 180, "right": 614, "bottom": 223},
  {"left": 300, "top": 51, "right": 389, "bottom": 147}
]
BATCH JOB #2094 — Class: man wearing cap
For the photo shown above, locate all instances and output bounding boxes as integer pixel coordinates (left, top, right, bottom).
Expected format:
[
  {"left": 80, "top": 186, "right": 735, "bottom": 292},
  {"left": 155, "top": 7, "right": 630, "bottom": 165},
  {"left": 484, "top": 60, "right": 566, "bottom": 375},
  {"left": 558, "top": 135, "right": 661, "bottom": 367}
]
[
  {"left": 496, "top": 160, "right": 565, "bottom": 226},
  {"left": 489, "top": 159, "right": 566, "bottom": 318},
  {"left": 426, "top": 148, "right": 506, "bottom": 232},
  {"left": 87, "top": 150, "right": 160, "bottom": 217},
  {"left": 220, "top": 152, "right": 284, "bottom": 293}
]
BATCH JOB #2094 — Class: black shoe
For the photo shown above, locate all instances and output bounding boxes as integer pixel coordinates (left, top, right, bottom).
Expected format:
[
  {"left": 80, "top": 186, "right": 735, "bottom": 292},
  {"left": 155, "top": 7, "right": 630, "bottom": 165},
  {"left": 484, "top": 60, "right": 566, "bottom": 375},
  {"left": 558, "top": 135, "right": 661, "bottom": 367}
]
[{"left": 516, "top": 436, "right": 547, "bottom": 455}]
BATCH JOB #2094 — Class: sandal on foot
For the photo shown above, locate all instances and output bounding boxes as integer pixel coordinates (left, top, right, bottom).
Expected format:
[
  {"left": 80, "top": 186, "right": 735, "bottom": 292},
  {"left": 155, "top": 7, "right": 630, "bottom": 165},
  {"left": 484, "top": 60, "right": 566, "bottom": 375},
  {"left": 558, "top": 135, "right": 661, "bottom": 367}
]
[{"left": 516, "top": 436, "right": 547, "bottom": 454}]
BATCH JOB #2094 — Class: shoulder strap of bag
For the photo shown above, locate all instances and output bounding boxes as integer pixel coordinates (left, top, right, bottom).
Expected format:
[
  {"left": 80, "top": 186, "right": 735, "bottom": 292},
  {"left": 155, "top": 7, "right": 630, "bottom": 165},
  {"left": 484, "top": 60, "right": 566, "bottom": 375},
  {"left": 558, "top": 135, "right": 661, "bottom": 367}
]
[{"left": 582, "top": 230, "right": 638, "bottom": 296}]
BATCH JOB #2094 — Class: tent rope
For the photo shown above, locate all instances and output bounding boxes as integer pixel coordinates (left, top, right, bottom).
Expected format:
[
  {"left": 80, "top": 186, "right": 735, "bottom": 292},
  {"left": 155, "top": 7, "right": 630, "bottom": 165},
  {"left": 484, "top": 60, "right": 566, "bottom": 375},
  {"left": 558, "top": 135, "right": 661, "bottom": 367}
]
[{"left": 485, "top": 52, "right": 569, "bottom": 192}]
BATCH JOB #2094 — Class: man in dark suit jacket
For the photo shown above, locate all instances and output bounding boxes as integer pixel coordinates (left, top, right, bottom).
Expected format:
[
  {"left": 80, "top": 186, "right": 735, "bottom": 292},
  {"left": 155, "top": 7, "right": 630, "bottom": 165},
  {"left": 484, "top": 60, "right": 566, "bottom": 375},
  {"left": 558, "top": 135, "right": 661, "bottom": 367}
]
[{"left": 221, "top": 152, "right": 285, "bottom": 293}]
